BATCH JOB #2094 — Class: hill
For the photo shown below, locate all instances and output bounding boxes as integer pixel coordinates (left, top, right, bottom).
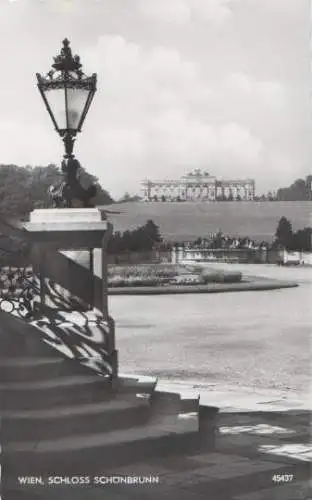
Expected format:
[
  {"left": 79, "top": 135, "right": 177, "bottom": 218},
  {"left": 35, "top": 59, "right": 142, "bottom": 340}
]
[{"left": 101, "top": 201, "right": 311, "bottom": 242}]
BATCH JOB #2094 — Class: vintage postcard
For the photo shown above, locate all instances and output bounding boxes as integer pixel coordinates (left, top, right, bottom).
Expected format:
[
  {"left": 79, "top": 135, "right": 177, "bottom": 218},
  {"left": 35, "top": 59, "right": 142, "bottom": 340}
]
[{"left": 0, "top": 1, "right": 311, "bottom": 499}]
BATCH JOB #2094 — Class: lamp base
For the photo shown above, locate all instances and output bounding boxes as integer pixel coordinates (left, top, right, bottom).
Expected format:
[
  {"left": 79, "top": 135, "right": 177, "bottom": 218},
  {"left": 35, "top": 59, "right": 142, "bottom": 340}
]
[{"left": 49, "top": 157, "right": 97, "bottom": 209}]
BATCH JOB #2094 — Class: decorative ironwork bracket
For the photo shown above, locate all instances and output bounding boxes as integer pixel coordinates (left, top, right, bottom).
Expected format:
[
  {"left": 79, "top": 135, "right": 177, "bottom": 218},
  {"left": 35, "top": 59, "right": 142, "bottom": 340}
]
[{"left": 0, "top": 265, "right": 39, "bottom": 320}]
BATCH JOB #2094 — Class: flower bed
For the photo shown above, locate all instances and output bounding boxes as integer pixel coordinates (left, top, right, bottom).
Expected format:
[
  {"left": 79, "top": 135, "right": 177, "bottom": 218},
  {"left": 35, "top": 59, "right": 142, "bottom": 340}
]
[
  {"left": 108, "top": 264, "right": 188, "bottom": 279},
  {"left": 108, "top": 263, "right": 242, "bottom": 287}
]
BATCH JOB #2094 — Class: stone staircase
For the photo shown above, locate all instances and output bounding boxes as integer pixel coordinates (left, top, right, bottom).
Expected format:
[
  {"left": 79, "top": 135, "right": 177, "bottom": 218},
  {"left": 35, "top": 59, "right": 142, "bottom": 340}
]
[{"left": 0, "top": 312, "right": 218, "bottom": 496}]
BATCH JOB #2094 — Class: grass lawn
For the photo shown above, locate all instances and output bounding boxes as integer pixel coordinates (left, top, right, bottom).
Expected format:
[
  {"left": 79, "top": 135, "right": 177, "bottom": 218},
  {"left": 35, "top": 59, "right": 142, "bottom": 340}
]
[{"left": 102, "top": 201, "right": 311, "bottom": 242}]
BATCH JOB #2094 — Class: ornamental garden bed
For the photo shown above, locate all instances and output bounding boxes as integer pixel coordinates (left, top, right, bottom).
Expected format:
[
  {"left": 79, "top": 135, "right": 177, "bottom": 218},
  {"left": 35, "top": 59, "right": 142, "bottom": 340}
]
[{"left": 107, "top": 263, "right": 242, "bottom": 287}]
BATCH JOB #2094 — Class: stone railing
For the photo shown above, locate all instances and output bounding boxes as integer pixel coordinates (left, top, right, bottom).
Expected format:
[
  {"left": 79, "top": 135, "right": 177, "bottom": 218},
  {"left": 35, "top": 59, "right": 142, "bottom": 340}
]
[{"left": 0, "top": 210, "right": 118, "bottom": 380}]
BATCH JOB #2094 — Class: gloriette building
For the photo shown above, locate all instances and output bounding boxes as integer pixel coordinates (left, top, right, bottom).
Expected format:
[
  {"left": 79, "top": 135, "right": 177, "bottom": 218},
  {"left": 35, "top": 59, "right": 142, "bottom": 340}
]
[{"left": 142, "top": 170, "right": 255, "bottom": 202}]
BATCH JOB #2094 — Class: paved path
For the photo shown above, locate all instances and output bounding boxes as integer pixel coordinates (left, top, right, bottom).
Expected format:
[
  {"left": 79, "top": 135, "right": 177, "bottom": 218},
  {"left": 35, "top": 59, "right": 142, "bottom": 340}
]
[
  {"left": 111, "top": 264, "right": 311, "bottom": 395},
  {"left": 155, "top": 378, "right": 311, "bottom": 412},
  {"left": 101, "top": 408, "right": 311, "bottom": 499}
]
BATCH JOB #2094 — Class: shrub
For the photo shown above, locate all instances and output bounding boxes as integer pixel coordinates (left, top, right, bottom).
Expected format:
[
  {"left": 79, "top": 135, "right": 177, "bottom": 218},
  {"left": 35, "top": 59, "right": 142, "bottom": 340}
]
[
  {"left": 201, "top": 269, "right": 242, "bottom": 283},
  {"left": 218, "top": 271, "right": 242, "bottom": 283},
  {"left": 200, "top": 270, "right": 222, "bottom": 283}
]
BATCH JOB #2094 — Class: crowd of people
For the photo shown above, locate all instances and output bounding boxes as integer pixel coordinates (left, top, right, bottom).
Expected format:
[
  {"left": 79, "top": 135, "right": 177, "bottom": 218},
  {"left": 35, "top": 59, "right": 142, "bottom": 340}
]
[{"left": 176, "top": 232, "right": 269, "bottom": 251}]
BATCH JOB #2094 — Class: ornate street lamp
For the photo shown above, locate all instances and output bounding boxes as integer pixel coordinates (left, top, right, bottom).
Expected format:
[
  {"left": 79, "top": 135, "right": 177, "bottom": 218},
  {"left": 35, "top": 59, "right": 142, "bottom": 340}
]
[{"left": 36, "top": 38, "right": 97, "bottom": 208}]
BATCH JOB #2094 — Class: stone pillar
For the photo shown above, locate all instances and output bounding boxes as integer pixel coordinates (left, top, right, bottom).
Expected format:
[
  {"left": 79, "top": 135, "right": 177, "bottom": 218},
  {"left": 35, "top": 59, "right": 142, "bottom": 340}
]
[
  {"left": 171, "top": 246, "right": 177, "bottom": 264},
  {"left": 25, "top": 208, "right": 118, "bottom": 382},
  {"left": 177, "top": 246, "right": 184, "bottom": 263},
  {"left": 101, "top": 223, "right": 113, "bottom": 321},
  {"left": 259, "top": 246, "right": 268, "bottom": 263}
]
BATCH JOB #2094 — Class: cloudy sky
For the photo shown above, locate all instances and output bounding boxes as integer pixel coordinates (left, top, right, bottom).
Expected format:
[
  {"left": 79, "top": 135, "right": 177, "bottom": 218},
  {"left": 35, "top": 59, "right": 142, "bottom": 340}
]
[{"left": 0, "top": 0, "right": 310, "bottom": 198}]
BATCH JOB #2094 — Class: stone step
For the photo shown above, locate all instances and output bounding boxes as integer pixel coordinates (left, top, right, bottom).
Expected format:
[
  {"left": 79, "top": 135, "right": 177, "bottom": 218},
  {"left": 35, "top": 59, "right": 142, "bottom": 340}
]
[
  {"left": 0, "top": 311, "right": 61, "bottom": 358},
  {"left": 0, "top": 356, "right": 97, "bottom": 382},
  {"left": 180, "top": 395, "right": 200, "bottom": 413},
  {"left": 115, "top": 383, "right": 200, "bottom": 422},
  {"left": 149, "top": 391, "right": 199, "bottom": 423},
  {"left": 0, "top": 374, "right": 114, "bottom": 410},
  {"left": 117, "top": 375, "right": 157, "bottom": 396},
  {"left": 2, "top": 396, "right": 151, "bottom": 441},
  {"left": 4, "top": 414, "right": 200, "bottom": 476},
  {"left": 1, "top": 489, "right": 42, "bottom": 500}
]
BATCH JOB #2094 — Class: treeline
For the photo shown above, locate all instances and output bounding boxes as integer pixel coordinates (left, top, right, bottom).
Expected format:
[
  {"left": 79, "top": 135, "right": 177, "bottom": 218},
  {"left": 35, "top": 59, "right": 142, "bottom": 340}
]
[
  {"left": 106, "top": 217, "right": 311, "bottom": 254},
  {"left": 172, "top": 218, "right": 311, "bottom": 253},
  {"left": 0, "top": 163, "right": 113, "bottom": 219},
  {"left": 116, "top": 192, "right": 142, "bottom": 203},
  {"left": 107, "top": 220, "right": 167, "bottom": 253},
  {"left": 185, "top": 234, "right": 262, "bottom": 250},
  {"left": 0, "top": 218, "right": 166, "bottom": 265},
  {"left": 276, "top": 177, "right": 312, "bottom": 201},
  {"left": 273, "top": 217, "right": 311, "bottom": 251}
]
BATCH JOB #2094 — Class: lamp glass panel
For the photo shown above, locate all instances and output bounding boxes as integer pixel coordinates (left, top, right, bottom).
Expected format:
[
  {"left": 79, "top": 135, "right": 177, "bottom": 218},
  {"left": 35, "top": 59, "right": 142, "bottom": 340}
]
[
  {"left": 44, "top": 87, "right": 67, "bottom": 130},
  {"left": 66, "top": 87, "right": 90, "bottom": 130}
]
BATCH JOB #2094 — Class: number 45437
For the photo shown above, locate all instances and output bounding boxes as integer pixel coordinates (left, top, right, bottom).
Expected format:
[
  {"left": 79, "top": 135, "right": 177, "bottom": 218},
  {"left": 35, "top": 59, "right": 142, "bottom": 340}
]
[{"left": 272, "top": 474, "right": 294, "bottom": 483}]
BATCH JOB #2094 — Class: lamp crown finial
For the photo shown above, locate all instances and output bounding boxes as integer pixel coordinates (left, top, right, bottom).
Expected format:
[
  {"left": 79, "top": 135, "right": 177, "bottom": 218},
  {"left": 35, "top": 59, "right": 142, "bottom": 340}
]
[{"left": 51, "top": 38, "right": 82, "bottom": 72}]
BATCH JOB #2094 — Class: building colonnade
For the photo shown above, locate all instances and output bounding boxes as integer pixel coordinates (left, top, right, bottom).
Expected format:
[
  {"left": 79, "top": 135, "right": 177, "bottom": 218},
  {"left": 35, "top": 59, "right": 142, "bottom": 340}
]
[{"left": 142, "top": 170, "right": 255, "bottom": 202}]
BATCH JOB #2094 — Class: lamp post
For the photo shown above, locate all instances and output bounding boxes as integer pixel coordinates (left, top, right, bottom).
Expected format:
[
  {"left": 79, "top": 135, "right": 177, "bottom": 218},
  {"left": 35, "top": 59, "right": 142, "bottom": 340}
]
[{"left": 36, "top": 38, "right": 97, "bottom": 208}]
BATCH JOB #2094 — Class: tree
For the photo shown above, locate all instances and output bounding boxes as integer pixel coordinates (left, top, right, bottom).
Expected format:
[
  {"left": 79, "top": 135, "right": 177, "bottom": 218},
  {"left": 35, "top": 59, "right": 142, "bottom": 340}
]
[
  {"left": 306, "top": 175, "right": 312, "bottom": 200},
  {"left": 122, "top": 192, "right": 131, "bottom": 202},
  {"left": 107, "top": 231, "right": 122, "bottom": 253},
  {"left": 27, "top": 164, "right": 62, "bottom": 210},
  {"left": 78, "top": 165, "right": 114, "bottom": 205},
  {"left": 267, "top": 191, "right": 274, "bottom": 201},
  {"left": 211, "top": 231, "right": 224, "bottom": 249},
  {"left": 274, "top": 217, "right": 293, "bottom": 249},
  {"left": 107, "top": 219, "right": 163, "bottom": 254},
  {"left": 0, "top": 163, "right": 114, "bottom": 220},
  {"left": 277, "top": 178, "right": 309, "bottom": 201},
  {"left": 117, "top": 192, "right": 142, "bottom": 203},
  {"left": 194, "top": 237, "right": 202, "bottom": 246},
  {"left": 143, "top": 220, "right": 162, "bottom": 245},
  {"left": 291, "top": 228, "right": 312, "bottom": 251}
]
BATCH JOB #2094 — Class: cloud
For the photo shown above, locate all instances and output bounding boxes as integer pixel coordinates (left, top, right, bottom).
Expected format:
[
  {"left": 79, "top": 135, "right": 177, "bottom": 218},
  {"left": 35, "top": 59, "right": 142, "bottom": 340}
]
[
  {"left": 251, "top": 0, "right": 305, "bottom": 18},
  {"left": 81, "top": 35, "right": 263, "bottom": 192},
  {"left": 90, "top": 36, "right": 212, "bottom": 106},
  {"left": 137, "top": 0, "right": 238, "bottom": 27},
  {"left": 146, "top": 112, "right": 262, "bottom": 167},
  {"left": 191, "top": 0, "right": 239, "bottom": 25},
  {"left": 85, "top": 34, "right": 213, "bottom": 128},
  {"left": 259, "top": 152, "right": 300, "bottom": 192},
  {"left": 225, "top": 73, "right": 287, "bottom": 109},
  {"left": 0, "top": 119, "right": 59, "bottom": 166},
  {"left": 138, "top": 0, "right": 191, "bottom": 26},
  {"left": 0, "top": 0, "right": 306, "bottom": 198}
]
